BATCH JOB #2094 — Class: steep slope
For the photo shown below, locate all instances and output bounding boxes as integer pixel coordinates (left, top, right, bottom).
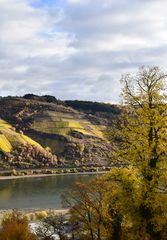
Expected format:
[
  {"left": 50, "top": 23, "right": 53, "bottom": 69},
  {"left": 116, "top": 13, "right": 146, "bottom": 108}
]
[
  {"left": 0, "top": 119, "right": 41, "bottom": 151},
  {"left": 0, "top": 96, "right": 120, "bottom": 167},
  {"left": 0, "top": 118, "right": 57, "bottom": 169}
]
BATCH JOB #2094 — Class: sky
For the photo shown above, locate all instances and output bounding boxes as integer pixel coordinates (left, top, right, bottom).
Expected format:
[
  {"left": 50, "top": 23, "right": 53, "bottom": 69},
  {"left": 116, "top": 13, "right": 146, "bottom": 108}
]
[{"left": 0, "top": 0, "right": 167, "bottom": 103}]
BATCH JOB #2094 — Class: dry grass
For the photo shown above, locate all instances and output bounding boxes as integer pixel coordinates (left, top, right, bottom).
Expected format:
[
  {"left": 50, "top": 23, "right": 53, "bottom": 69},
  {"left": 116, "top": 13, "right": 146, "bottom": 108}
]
[
  {"left": 0, "top": 134, "right": 12, "bottom": 152},
  {"left": 0, "top": 119, "right": 42, "bottom": 153}
]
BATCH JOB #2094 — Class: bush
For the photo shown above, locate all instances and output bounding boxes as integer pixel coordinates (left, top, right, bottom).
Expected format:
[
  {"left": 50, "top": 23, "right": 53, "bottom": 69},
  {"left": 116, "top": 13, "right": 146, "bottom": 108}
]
[
  {"left": 0, "top": 210, "right": 37, "bottom": 240},
  {"left": 11, "top": 169, "right": 17, "bottom": 176},
  {"left": 35, "top": 211, "right": 48, "bottom": 220}
]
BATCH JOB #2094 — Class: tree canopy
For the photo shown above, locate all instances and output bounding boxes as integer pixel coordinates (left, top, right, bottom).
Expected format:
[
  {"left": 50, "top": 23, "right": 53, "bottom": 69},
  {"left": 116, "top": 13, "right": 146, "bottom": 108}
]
[{"left": 108, "top": 66, "right": 167, "bottom": 239}]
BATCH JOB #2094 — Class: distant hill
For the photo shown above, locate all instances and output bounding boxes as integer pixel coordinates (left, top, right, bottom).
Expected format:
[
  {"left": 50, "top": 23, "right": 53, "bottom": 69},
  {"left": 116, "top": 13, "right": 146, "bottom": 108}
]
[{"left": 0, "top": 95, "right": 122, "bottom": 169}]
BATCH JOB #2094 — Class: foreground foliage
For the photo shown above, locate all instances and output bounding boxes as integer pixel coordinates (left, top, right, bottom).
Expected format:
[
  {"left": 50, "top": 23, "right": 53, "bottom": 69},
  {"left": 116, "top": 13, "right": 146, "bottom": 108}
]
[
  {"left": 0, "top": 210, "right": 37, "bottom": 240},
  {"left": 63, "top": 66, "right": 167, "bottom": 240}
]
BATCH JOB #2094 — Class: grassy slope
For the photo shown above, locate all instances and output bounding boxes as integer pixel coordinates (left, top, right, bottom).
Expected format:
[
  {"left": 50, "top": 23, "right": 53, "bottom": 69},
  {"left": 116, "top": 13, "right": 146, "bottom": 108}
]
[
  {"left": 30, "top": 111, "right": 104, "bottom": 138},
  {"left": 0, "top": 119, "right": 42, "bottom": 153}
]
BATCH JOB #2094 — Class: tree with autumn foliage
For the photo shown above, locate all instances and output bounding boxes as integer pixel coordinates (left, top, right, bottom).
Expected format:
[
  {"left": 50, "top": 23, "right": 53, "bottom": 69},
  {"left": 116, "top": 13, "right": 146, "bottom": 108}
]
[
  {"left": 63, "top": 178, "right": 110, "bottom": 240},
  {"left": 107, "top": 66, "right": 167, "bottom": 239},
  {"left": 0, "top": 210, "right": 37, "bottom": 240},
  {"left": 63, "top": 167, "right": 143, "bottom": 240}
]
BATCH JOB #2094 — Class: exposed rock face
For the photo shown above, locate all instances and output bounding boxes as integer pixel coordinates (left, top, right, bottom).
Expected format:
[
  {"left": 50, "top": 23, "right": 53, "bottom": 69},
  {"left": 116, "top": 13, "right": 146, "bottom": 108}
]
[{"left": 0, "top": 96, "right": 122, "bottom": 168}]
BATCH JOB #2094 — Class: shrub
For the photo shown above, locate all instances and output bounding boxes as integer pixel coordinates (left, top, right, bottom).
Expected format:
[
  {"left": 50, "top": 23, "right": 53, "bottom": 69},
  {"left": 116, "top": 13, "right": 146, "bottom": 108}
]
[
  {"left": 11, "top": 169, "right": 17, "bottom": 176},
  {"left": 35, "top": 211, "right": 48, "bottom": 220},
  {"left": 0, "top": 210, "right": 37, "bottom": 240}
]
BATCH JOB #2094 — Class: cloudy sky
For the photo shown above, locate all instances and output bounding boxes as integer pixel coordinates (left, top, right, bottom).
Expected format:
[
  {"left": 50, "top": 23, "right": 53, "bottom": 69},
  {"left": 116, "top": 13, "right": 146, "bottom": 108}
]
[{"left": 0, "top": 0, "right": 167, "bottom": 102}]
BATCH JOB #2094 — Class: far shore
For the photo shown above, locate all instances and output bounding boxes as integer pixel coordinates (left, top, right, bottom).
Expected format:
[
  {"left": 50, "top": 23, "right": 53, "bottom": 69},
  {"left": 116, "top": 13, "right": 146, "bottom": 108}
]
[{"left": 0, "top": 171, "right": 109, "bottom": 180}]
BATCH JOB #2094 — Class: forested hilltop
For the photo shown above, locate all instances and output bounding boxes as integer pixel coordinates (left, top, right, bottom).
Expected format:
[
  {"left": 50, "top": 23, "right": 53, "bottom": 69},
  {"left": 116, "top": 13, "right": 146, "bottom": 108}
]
[{"left": 0, "top": 95, "right": 123, "bottom": 171}]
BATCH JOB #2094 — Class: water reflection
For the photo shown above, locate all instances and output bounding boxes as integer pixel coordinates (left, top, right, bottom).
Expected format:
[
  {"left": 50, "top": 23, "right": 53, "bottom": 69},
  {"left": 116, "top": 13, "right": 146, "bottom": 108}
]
[{"left": 0, "top": 174, "right": 96, "bottom": 209}]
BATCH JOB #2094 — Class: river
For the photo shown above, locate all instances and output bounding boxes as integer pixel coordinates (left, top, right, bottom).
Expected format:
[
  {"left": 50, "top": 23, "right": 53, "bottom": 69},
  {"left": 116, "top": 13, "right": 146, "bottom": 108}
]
[{"left": 0, "top": 174, "right": 99, "bottom": 210}]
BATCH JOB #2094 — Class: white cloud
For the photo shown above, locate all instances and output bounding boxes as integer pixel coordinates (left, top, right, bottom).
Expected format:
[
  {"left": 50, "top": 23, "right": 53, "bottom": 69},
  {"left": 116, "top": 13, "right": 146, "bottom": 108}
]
[
  {"left": 67, "top": 0, "right": 90, "bottom": 4},
  {"left": 1, "top": 0, "right": 167, "bottom": 102}
]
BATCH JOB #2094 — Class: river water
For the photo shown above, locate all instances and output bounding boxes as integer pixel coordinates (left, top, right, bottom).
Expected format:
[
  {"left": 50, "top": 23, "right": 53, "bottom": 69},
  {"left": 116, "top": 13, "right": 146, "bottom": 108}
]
[{"left": 0, "top": 174, "right": 99, "bottom": 210}]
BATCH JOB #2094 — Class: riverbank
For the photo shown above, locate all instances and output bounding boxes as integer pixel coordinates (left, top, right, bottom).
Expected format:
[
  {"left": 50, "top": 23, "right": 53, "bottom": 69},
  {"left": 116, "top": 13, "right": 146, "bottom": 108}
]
[
  {"left": 0, "top": 208, "right": 69, "bottom": 223},
  {"left": 0, "top": 208, "right": 69, "bottom": 215},
  {"left": 0, "top": 170, "right": 109, "bottom": 180}
]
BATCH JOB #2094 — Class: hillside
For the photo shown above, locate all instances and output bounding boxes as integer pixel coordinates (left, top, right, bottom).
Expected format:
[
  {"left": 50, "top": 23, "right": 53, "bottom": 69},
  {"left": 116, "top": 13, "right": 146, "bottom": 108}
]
[
  {"left": 0, "top": 119, "right": 41, "bottom": 152},
  {"left": 0, "top": 95, "right": 122, "bottom": 169},
  {"left": 0, "top": 118, "right": 57, "bottom": 170}
]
